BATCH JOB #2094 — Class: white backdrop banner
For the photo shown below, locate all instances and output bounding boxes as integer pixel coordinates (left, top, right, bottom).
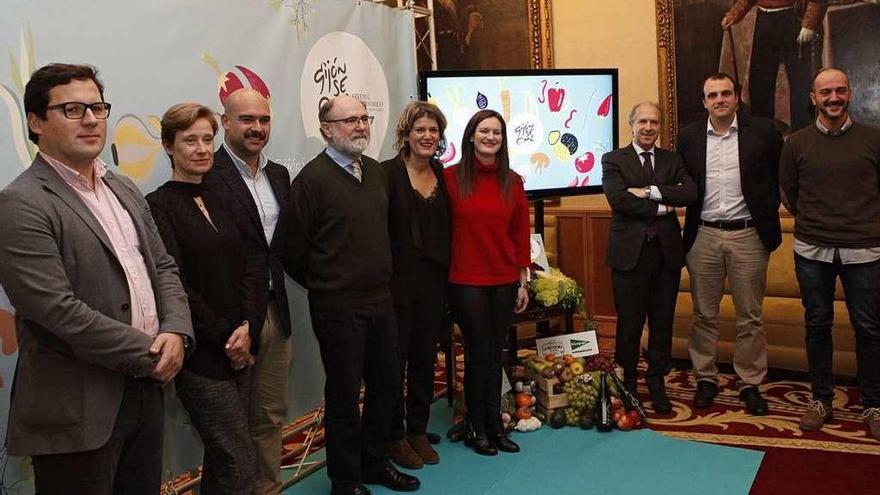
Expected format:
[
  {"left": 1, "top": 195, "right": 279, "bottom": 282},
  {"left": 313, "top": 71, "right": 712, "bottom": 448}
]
[{"left": 0, "top": 0, "right": 416, "bottom": 491}]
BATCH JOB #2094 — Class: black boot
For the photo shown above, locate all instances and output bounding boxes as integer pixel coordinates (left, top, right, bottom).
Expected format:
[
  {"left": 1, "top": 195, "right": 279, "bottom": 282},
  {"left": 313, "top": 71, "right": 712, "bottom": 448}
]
[
  {"left": 647, "top": 376, "right": 672, "bottom": 415},
  {"left": 490, "top": 432, "right": 520, "bottom": 453},
  {"left": 463, "top": 423, "right": 497, "bottom": 456}
]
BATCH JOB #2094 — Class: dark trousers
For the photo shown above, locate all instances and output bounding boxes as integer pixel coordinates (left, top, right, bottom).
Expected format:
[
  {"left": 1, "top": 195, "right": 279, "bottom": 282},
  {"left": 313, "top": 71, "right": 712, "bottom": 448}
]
[
  {"left": 794, "top": 253, "right": 880, "bottom": 407},
  {"left": 451, "top": 283, "right": 518, "bottom": 436},
  {"left": 32, "top": 378, "right": 163, "bottom": 495},
  {"left": 749, "top": 7, "right": 815, "bottom": 131},
  {"left": 392, "top": 259, "right": 447, "bottom": 439},
  {"left": 612, "top": 238, "right": 680, "bottom": 382},
  {"left": 175, "top": 367, "right": 255, "bottom": 495},
  {"left": 310, "top": 295, "right": 400, "bottom": 491}
]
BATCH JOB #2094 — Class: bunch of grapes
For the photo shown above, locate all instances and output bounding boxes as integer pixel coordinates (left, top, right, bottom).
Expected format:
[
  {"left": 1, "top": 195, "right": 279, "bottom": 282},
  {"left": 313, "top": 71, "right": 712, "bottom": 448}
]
[
  {"left": 584, "top": 353, "right": 615, "bottom": 373},
  {"left": 563, "top": 406, "right": 581, "bottom": 426},
  {"left": 563, "top": 377, "right": 598, "bottom": 413}
]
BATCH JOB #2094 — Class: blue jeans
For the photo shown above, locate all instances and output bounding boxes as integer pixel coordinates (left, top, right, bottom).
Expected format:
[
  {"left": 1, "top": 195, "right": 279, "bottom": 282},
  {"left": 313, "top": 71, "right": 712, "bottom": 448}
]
[{"left": 794, "top": 253, "right": 880, "bottom": 407}]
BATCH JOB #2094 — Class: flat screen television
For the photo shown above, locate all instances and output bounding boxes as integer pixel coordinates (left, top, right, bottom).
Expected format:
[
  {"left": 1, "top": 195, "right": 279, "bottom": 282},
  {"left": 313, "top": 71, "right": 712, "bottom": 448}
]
[{"left": 419, "top": 68, "right": 618, "bottom": 200}]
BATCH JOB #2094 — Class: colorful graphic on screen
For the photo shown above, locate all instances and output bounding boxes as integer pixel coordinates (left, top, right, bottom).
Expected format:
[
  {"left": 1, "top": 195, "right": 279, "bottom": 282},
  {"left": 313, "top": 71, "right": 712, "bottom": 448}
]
[{"left": 422, "top": 70, "right": 617, "bottom": 198}]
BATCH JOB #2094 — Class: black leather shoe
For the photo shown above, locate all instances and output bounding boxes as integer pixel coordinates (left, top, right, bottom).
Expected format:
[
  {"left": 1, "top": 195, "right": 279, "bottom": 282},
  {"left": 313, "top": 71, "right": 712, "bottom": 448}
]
[
  {"left": 647, "top": 378, "right": 672, "bottom": 415},
  {"left": 491, "top": 433, "right": 520, "bottom": 453},
  {"left": 426, "top": 431, "right": 442, "bottom": 444},
  {"left": 740, "top": 386, "right": 768, "bottom": 416},
  {"left": 331, "top": 484, "right": 373, "bottom": 495},
  {"left": 362, "top": 465, "right": 421, "bottom": 492},
  {"left": 464, "top": 432, "right": 498, "bottom": 456},
  {"left": 693, "top": 380, "right": 719, "bottom": 409},
  {"left": 446, "top": 422, "right": 468, "bottom": 443}
]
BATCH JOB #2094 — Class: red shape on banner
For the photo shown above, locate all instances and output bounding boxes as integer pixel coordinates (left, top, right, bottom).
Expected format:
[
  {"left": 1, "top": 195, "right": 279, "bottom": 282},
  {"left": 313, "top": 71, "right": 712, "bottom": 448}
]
[{"left": 236, "top": 65, "right": 271, "bottom": 99}]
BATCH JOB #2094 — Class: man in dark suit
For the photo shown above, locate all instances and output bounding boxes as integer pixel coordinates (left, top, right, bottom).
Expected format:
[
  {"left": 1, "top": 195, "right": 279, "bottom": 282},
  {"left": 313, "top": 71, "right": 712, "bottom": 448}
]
[
  {"left": 602, "top": 102, "right": 697, "bottom": 415},
  {"left": 678, "top": 73, "right": 783, "bottom": 416},
  {"left": 204, "top": 88, "right": 291, "bottom": 494},
  {"left": 285, "top": 95, "right": 419, "bottom": 495},
  {"left": 0, "top": 63, "right": 193, "bottom": 494}
]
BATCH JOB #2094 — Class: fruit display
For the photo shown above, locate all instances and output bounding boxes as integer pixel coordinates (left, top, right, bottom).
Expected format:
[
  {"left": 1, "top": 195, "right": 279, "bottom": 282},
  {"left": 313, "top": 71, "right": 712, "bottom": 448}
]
[{"left": 521, "top": 351, "right": 644, "bottom": 433}]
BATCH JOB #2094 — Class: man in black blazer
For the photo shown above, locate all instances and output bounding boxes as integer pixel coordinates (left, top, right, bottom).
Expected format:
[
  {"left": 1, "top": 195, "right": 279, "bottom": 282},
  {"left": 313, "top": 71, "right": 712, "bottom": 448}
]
[
  {"left": 602, "top": 102, "right": 697, "bottom": 414},
  {"left": 203, "top": 89, "right": 291, "bottom": 494},
  {"left": 678, "top": 73, "right": 783, "bottom": 416}
]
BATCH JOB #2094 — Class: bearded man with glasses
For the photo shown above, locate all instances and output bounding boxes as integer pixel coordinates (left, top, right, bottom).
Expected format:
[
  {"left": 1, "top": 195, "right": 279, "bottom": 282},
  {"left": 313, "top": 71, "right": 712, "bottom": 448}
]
[{"left": 285, "top": 95, "right": 419, "bottom": 495}]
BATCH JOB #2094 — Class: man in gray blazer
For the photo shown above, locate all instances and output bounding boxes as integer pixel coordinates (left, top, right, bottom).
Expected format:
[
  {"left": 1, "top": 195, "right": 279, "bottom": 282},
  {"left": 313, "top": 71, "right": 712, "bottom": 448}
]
[{"left": 0, "top": 63, "right": 193, "bottom": 495}]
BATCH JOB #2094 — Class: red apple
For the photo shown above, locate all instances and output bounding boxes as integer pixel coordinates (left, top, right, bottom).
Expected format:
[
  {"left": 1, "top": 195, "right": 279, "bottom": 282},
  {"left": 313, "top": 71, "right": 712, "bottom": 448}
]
[{"left": 626, "top": 410, "right": 642, "bottom": 428}]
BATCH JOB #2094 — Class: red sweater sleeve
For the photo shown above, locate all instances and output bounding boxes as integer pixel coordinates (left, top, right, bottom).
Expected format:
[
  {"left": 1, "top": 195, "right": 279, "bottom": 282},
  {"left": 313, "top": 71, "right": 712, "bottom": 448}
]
[{"left": 510, "top": 177, "right": 531, "bottom": 269}]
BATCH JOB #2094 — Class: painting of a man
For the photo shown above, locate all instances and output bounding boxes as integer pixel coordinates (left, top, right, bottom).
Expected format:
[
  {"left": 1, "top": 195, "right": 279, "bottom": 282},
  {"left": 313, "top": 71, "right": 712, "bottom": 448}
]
[{"left": 721, "top": 0, "right": 828, "bottom": 131}]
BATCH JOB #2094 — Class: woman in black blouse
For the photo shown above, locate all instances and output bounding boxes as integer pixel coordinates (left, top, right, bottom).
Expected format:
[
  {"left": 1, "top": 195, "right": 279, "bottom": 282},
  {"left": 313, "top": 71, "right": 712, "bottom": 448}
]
[
  {"left": 146, "top": 103, "right": 259, "bottom": 495},
  {"left": 381, "top": 101, "right": 451, "bottom": 469}
]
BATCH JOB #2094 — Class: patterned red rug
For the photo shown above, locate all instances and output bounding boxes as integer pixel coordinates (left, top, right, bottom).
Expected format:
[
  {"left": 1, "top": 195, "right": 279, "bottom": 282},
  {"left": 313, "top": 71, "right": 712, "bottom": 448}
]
[{"left": 647, "top": 369, "right": 880, "bottom": 455}]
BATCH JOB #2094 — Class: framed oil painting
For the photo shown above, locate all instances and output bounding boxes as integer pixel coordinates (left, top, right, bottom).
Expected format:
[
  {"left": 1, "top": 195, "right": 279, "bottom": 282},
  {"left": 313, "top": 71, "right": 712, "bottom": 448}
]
[
  {"left": 415, "top": 0, "right": 553, "bottom": 71},
  {"left": 656, "top": 0, "right": 880, "bottom": 148}
]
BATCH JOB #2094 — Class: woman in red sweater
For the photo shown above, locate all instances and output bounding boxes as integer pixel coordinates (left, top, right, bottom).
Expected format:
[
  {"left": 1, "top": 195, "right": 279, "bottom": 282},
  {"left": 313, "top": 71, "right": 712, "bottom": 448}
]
[{"left": 444, "top": 109, "right": 530, "bottom": 456}]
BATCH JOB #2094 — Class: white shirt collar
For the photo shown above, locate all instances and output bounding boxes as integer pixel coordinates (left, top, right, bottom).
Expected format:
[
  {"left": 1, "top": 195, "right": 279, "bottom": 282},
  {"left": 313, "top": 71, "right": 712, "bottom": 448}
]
[
  {"left": 223, "top": 142, "right": 268, "bottom": 178},
  {"left": 632, "top": 142, "right": 655, "bottom": 156},
  {"left": 706, "top": 114, "right": 739, "bottom": 136},
  {"left": 815, "top": 116, "right": 853, "bottom": 136}
]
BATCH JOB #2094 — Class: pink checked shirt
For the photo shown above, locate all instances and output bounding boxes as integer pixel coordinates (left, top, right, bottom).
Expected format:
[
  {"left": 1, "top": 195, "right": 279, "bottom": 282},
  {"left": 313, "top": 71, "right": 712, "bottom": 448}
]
[{"left": 42, "top": 153, "right": 159, "bottom": 337}]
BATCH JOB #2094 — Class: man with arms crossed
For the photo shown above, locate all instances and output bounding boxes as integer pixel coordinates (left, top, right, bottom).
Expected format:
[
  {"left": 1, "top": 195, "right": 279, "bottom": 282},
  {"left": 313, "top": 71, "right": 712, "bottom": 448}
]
[
  {"left": 205, "top": 88, "right": 292, "bottom": 494},
  {"left": 0, "top": 63, "right": 193, "bottom": 494},
  {"left": 285, "top": 95, "right": 419, "bottom": 495},
  {"left": 678, "top": 73, "right": 783, "bottom": 416},
  {"left": 602, "top": 102, "right": 696, "bottom": 415},
  {"left": 779, "top": 68, "right": 880, "bottom": 439}
]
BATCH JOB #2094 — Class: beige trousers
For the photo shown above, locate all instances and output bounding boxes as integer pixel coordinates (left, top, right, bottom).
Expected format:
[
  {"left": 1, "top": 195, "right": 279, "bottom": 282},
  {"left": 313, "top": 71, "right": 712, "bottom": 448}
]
[
  {"left": 686, "top": 226, "right": 769, "bottom": 387},
  {"left": 250, "top": 301, "right": 293, "bottom": 495}
]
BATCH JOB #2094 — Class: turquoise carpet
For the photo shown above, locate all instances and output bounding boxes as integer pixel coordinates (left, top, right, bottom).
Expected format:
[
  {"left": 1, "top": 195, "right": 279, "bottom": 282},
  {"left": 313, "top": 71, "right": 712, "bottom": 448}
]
[{"left": 285, "top": 402, "right": 763, "bottom": 495}]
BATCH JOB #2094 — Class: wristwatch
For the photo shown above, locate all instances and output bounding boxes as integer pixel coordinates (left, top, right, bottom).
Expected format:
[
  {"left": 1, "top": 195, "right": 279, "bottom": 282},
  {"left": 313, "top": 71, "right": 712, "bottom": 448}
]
[{"left": 182, "top": 334, "right": 194, "bottom": 359}]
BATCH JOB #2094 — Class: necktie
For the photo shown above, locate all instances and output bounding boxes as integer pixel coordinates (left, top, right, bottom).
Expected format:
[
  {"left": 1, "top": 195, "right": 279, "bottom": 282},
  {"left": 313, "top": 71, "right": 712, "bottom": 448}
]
[
  {"left": 641, "top": 151, "right": 654, "bottom": 185},
  {"left": 641, "top": 152, "right": 657, "bottom": 239},
  {"left": 349, "top": 160, "right": 362, "bottom": 182}
]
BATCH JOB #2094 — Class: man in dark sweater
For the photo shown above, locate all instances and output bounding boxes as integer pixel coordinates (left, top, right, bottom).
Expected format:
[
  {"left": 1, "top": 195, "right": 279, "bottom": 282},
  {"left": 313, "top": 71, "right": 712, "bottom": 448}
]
[
  {"left": 780, "top": 67, "right": 880, "bottom": 440},
  {"left": 285, "top": 95, "right": 419, "bottom": 495}
]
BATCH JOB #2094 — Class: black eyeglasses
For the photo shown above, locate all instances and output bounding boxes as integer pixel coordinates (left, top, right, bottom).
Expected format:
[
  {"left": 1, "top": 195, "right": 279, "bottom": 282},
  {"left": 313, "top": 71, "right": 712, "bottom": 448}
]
[
  {"left": 46, "top": 101, "right": 112, "bottom": 120},
  {"left": 322, "top": 115, "right": 374, "bottom": 126}
]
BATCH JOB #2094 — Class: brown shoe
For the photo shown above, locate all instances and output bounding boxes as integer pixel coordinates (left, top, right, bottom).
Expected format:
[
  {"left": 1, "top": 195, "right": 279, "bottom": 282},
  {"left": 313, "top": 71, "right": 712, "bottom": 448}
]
[
  {"left": 390, "top": 438, "right": 423, "bottom": 469},
  {"left": 407, "top": 433, "right": 439, "bottom": 465},
  {"left": 862, "top": 407, "right": 880, "bottom": 440},
  {"left": 799, "top": 400, "right": 833, "bottom": 431}
]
